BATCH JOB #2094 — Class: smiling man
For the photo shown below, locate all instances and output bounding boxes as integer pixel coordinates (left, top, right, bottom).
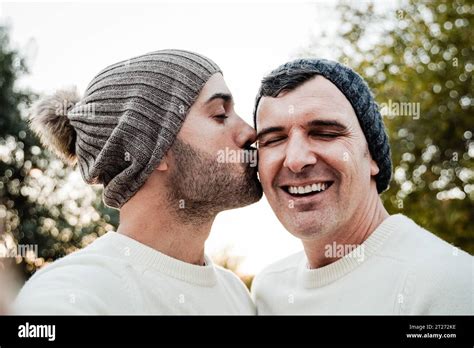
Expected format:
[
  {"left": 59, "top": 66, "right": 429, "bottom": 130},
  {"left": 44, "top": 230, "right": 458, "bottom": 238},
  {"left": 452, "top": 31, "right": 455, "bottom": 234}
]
[
  {"left": 14, "top": 50, "right": 262, "bottom": 314},
  {"left": 251, "top": 58, "right": 473, "bottom": 314}
]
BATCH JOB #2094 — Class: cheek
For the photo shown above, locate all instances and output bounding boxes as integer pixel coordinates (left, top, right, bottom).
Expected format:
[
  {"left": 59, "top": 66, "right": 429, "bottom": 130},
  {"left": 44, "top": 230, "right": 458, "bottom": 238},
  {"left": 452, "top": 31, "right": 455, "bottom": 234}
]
[
  {"left": 193, "top": 127, "right": 230, "bottom": 152},
  {"left": 310, "top": 139, "right": 349, "bottom": 166},
  {"left": 319, "top": 140, "right": 369, "bottom": 185},
  {"left": 179, "top": 119, "right": 212, "bottom": 147},
  {"left": 210, "top": 119, "right": 243, "bottom": 150},
  {"left": 258, "top": 149, "right": 282, "bottom": 190}
]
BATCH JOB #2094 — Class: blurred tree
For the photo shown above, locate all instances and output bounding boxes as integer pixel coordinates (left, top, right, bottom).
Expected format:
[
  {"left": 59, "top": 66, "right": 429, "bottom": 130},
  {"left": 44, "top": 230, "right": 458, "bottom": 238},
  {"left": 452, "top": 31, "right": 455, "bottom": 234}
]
[
  {"left": 0, "top": 26, "right": 119, "bottom": 282},
  {"left": 305, "top": 0, "right": 473, "bottom": 253},
  {"left": 212, "top": 247, "right": 254, "bottom": 290}
]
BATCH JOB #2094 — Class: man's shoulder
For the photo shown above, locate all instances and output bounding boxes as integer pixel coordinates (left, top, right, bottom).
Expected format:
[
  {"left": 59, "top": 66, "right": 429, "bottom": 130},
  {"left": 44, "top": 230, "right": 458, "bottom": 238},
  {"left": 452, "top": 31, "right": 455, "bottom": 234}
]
[
  {"left": 26, "top": 233, "right": 128, "bottom": 284},
  {"left": 214, "top": 264, "right": 250, "bottom": 293},
  {"left": 386, "top": 214, "right": 472, "bottom": 266},
  {"left": 408, "top": 222, "right": 472, "bottom": 291},
  {"left": 252, "top": 251, "right": 305, "bottom": 290},
  {"left": 212, "top": 265, "right": 256, "bottom": 313},
  {"left": 385, "top": 215, "right": 473, "bottom": 313},
  {"left": 13, "top": 234, "right": 131, "bottom": 314}
]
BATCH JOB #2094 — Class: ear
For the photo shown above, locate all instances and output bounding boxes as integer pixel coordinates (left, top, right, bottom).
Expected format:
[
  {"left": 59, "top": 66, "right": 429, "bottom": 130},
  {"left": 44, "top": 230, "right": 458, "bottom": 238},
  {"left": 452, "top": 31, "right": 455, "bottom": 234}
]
[
  {"left": 156, "top": 153, "right": 170, "bottom": 172},
  {"left": 370, "top": 158, "right": 380, "bottom": 176},
  {"left": 364, "top": 147, "right": 379, "bottom": 177}
]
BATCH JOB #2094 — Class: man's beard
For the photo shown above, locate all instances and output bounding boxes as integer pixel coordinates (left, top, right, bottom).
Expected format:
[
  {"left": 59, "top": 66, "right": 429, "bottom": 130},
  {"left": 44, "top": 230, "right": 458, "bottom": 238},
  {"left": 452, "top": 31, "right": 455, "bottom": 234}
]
[{"left": 167, "top": 138, "right": 263, "bottom": 224}]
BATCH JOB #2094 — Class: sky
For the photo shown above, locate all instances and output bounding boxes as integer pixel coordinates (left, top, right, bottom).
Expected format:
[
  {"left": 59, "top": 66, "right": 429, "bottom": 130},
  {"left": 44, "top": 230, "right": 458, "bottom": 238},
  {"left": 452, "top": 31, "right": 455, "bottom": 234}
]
[{"left": 0, "top": 0, "right": 343, "bottom": 274}]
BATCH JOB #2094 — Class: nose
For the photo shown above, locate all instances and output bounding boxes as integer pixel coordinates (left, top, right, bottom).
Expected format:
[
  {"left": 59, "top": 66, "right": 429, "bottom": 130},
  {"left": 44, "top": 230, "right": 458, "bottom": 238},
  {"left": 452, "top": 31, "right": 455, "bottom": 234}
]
[
  {"left": 283, "top": 134, "right": 317, "bottom": 173},
  {"left": 235, "top": 117, "right": 257, "bottom": 148}
]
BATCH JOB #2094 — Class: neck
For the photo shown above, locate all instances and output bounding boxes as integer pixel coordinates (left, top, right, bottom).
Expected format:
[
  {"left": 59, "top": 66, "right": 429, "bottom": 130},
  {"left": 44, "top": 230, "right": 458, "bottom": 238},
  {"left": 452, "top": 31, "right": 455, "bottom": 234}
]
[
  {"left": 303, "top": 194, "right": 389, "bottom": 269},
  {"left": 116, "top": 195, "right": 214, "bottom": 266}
]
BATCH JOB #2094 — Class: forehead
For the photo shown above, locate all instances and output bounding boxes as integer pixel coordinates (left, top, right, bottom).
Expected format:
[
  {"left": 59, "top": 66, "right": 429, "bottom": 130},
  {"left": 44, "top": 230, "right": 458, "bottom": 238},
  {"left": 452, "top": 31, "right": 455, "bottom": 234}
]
[
  {"left": 256, "top": 75, "right": 356, "bottom": 128},
  {"left": 195, "top": 73, "right": 231, "bottom": 105}
]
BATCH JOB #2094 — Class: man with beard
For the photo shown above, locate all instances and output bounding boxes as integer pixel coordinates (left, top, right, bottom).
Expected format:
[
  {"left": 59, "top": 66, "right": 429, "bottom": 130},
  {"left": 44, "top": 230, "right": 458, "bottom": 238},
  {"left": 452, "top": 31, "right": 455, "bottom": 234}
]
[
  {"left": 251, "top": 58, "right": 472, "bottom": 314},
  {"left": 14, "top": 50, "right": 262, "bottom": 314}
]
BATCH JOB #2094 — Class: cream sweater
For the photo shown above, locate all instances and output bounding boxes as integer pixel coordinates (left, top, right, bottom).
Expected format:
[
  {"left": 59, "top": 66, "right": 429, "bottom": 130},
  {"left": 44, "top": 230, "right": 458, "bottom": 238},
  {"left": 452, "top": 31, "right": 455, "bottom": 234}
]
[
  {"left": 14, "top": 232, "right": 255, "bottom": 314},
  {"left": 252, "top": 214, "right": 473, "bottom": 314}
]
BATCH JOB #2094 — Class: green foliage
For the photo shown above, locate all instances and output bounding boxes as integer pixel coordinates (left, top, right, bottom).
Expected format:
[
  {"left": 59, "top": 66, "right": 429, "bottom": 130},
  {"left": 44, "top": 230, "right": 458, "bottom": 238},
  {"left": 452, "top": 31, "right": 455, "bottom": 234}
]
[
  {"left": 307, "top": 0, "right": 473, "bottom": 253},
  {"left": 0, "top": 26, "right": 119, "bottom": 280}
]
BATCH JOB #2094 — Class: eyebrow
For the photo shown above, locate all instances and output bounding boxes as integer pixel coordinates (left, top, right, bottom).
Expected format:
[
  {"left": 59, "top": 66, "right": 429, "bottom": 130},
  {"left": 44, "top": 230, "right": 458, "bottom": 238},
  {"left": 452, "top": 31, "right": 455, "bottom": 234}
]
[
  {"left": 204, "top": 92, "right": 233, "bottom": 105},
  {"left": 256, "top": 126, "right": 285, "bottom": 141},
  {"left": 306, "top": 119, "right": 349, "bottom": 132},
  {"left": 256, "top": 119, "right": 348, "bottom": 140}
]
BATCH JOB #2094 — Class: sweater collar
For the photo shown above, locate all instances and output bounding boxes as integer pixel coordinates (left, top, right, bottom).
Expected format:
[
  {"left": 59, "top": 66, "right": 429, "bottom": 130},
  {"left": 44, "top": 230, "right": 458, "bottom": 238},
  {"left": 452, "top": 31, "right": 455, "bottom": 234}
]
[
  {"left": 99, "top": 231, "right": 218, "bottom": 287},
  {"left": 300, "top": 214, "right": 408, "bottom": 288}
]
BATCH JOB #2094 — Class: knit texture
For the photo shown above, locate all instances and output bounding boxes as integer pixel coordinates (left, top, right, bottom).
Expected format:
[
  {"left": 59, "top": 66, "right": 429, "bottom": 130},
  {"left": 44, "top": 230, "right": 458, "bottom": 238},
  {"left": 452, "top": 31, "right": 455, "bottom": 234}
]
[
  {"left": 13, "top": 232, "right": 255, "bottom": 314},
  {"left": 67, "top": 49, "right": 221, "bottom": 208},
  {"left": 251, "top": 214, "right": 473, "bottom": 314},
  {"left": 254, "top": 58, "right": 392, "bottom": 193}
]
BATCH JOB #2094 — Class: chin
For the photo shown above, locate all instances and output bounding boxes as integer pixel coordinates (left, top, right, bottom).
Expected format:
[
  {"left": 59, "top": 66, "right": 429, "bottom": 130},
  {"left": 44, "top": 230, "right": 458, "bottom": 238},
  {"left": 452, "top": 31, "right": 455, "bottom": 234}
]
[
  {"left": 219, "top": 178, "right": 263, "bottom": 212},
  {"left": 280, "top": 212, "right": 333, "bottom": 240},
  {"left": 232, "top": 182, "right": 263, "bottom": 209}
]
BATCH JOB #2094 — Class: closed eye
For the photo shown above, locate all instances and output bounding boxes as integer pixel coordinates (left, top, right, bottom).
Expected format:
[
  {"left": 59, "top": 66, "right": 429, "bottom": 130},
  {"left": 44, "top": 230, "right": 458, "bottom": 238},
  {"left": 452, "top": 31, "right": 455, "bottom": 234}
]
[
  {"left": 309, "top": 132, "right": 339, "bottom": 139},
  {"left": 213, "top": 114, "right": 228, "bottom": 123},
  {"left": 259, "top": 136, "right": 286, "bottom": 147}
]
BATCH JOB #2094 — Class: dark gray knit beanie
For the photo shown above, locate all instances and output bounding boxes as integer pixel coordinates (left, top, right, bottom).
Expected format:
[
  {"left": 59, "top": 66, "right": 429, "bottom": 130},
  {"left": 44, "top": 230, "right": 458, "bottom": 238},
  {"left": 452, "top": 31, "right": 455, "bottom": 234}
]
[
  {"left": 29, "top": 49, "right": 221, "bottom": 208},
  {"left": 254, "top": 58, "right": 392, "bottom": 193}
]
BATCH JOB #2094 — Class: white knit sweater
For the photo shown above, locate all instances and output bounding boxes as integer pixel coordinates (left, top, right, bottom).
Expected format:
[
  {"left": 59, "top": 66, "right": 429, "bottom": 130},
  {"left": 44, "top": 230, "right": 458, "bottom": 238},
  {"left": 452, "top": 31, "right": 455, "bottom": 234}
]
[
  {"left": 14, "top": 232, "right": 255, "bottom": 315},
  {"left": 252, "top": 214, "right": 473, "bottom": 314}
]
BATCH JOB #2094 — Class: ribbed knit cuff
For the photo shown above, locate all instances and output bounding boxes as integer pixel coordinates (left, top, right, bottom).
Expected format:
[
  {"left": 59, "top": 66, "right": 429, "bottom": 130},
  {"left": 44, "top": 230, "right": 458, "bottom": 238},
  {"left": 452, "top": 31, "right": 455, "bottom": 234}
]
[
  {"left": 300, "top": 214, "right": 408, "bottom": 288},
  {"left": 100, "top": 231, "right": 218, "bottom": 287}
]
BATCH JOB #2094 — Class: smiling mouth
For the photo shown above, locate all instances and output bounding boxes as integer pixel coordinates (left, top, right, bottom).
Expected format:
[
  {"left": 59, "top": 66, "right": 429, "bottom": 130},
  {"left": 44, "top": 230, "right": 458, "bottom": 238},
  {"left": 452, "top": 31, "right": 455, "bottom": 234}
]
[{"left": 281, "top": 181, "right": 334, "bottom": 198}]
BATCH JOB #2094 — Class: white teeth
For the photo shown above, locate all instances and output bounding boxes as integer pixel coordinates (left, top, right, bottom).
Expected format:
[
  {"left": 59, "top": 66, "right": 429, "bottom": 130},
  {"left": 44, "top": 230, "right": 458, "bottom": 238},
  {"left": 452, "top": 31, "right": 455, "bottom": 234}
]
[{"left": 287, "top": 182, "right": 330, "bottom": 195}]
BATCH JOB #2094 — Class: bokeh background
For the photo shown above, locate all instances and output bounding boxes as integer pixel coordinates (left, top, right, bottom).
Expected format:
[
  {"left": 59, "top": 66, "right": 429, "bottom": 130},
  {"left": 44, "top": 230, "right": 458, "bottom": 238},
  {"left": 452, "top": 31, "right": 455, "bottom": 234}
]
[{"left": 0, "top": 0, "right": 472, "bottom": 302}]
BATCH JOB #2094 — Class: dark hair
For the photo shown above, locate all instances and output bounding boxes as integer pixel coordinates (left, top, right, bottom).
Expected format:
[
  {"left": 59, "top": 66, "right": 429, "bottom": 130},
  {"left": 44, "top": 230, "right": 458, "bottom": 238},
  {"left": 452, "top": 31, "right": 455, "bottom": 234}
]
[{"left": 253, "top": 60, "right": 322, "bottom": 129}]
